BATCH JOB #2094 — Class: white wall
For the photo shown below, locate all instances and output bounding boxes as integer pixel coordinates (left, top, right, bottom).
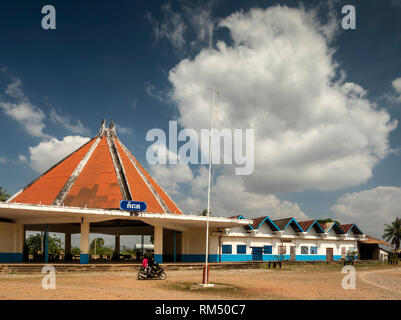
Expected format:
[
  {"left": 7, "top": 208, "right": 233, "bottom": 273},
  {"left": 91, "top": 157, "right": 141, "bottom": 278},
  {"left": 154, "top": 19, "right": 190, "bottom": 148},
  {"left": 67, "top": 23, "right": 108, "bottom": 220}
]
[{"left": 0, "top": 221, "right": 24, "bottom": 254}]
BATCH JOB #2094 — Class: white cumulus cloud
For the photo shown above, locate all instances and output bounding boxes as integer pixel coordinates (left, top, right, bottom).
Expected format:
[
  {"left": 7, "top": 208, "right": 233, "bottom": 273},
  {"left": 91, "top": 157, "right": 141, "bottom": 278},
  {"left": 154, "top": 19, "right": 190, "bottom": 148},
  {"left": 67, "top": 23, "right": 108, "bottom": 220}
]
[
  {"left": 168, "top": 5, "right": 397, "bottom": 195},
  {"left": 0, "top": 78, "right": 49, "bottom": 138},
  {"left": 49, "top": 109, "right": 89, "bottom": 135},
  {"left": 150, "top": 164, "right": 194, "bottom": 195},
  {"left": 331, "top": 186, "right": 401, "bottom": 238},
  {"left": 387, "top": 77, "right": 401, "bottom": 103},
  {"left": 29, "top": 136, "right": 90, "bottom": 173},
  {"left": 150, "top": 162, "right": 307, "bottom": 219}
]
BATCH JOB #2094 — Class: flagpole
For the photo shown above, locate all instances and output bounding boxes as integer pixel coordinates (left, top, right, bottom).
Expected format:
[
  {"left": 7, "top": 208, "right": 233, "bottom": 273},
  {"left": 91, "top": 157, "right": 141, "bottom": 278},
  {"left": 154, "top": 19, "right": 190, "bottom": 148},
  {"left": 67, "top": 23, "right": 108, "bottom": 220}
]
[{"left": 204, "top": 88, "right": 218, "bottom": 285}]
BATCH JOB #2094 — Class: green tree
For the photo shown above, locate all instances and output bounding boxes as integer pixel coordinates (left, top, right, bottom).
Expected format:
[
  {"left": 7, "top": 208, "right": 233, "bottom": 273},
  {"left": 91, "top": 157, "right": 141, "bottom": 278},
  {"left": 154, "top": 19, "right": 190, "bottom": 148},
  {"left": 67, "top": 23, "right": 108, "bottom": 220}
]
[
  {"left": 0, "top": 186, "right": 10, "bottom": 202},
  {"left": 26, "top": 233, "right": 63, "bottom": 254},
  {"left": 197, "top": 209, "right": 211, "bottom": 216},
  {"left": 383, "top": 218, "right": 401, "bottom": 251},
  {"left": 97, "top": 246, "right": 114, "bottom": 256},
  {"left": 90, "top": 237, "right": 104, "bottom": 255},
  {"left": 121, "top": 245, "right": 134, "bottom": 255},
  {"left": 317, "top": 218, "right": 341, "bottom": 226},
  {"left": 71, "top": 247, "right": 80, "bottom": 255}
]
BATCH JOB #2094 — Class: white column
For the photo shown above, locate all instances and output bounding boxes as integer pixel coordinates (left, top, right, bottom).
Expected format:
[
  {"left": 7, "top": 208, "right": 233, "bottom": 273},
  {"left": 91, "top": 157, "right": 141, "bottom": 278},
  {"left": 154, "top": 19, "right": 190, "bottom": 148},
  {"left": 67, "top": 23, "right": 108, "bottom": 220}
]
[
  {"left": 80, "top": 219, "right": 90, "bottom": 264},
  {"left": 154, "top": 226, "right": 163, "bottom": 263}
]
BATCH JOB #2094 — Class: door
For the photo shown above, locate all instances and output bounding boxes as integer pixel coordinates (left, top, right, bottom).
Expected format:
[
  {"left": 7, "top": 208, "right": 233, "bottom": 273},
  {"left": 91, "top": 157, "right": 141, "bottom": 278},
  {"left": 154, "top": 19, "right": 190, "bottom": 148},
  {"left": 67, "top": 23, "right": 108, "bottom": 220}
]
[
  {"left": 290, "top": 246, "right": 296, "bottom": 261},
  {"left": 251, "top": 247, "right": 263, "bottom": 261},
  {"left": 326, "top": 248, "right": 333, "bottom": 261}
]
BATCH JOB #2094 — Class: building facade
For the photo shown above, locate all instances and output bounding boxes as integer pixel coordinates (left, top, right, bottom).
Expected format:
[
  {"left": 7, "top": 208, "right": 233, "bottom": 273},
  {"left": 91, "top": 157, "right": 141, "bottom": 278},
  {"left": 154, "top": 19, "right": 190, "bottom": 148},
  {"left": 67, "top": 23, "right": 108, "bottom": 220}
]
[
  {"left": 0, "top": 120, "right": 365, "bottom": 264},
  {"left": 179, "top": 217, "right": 365, "bottom": 263}
]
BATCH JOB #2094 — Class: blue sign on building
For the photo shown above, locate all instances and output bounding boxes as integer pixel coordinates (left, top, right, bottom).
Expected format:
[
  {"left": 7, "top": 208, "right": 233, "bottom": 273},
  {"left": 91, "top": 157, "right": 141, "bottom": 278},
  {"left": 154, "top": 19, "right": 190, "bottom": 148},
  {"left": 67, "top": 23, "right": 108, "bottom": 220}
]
[{"left": 120, "top": 200, "right": 147, "bottom": 212}]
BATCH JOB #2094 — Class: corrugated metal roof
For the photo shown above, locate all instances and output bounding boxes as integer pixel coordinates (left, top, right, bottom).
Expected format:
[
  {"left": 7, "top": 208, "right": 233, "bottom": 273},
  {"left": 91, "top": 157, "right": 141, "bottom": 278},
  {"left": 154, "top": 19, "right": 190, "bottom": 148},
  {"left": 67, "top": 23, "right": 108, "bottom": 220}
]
[
  {"left": 298, "top": 220, "right": 315, "bottom": 231},
  {"left": 361, "top": 235, "right": 392, "bottom": 246},
  {"left": 298, "top": 220, "right": 324, "bottom": 233},
  {"left": 272, "top": 218, "right": 293, "bottom": 229}
]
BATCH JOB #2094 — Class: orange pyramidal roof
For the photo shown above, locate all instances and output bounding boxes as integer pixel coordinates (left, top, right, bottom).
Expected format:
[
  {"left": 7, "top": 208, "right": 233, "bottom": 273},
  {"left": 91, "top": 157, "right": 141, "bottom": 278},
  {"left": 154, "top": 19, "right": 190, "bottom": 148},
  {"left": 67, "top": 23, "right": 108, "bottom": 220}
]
[{"left": 9, "top": 120, "right": 183, "bottom": 214}]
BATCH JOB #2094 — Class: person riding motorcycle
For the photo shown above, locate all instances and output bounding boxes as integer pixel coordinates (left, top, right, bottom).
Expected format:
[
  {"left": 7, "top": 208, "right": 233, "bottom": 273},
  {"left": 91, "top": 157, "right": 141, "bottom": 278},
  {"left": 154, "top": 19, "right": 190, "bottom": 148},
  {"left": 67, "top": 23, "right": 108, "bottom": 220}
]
[
  {"left": 138, "top": 256, "right": 166, "bottom": 280},
  {"left": 142, "top": 257, "right": 151, "bottom": 276},
  {"left": 147, "top": 257, "right": 155, "bottom": 276}
]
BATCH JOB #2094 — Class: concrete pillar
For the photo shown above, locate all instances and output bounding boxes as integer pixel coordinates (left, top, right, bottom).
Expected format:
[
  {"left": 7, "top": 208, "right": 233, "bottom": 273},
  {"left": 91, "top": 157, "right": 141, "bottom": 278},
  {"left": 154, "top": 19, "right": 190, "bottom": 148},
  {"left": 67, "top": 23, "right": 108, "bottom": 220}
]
[
  {"left": 44, "top": 225, "right": 49, "bottom": 263},
  {"left": 114, "top": 235, "right": 120, "bottom": 255},
  {"left": 65, "top": 232, "right": 71, "bottom": 255},
  {"left": 40, "top": 231, "right": 44, "bottom": 254},
  {"left": 80, "top": 219, "right": 90, "bottom": 264},
  {"left": 173, "top": 230, "right": 176, "bottom": 263},
  {"left": 154, "top": 226, "right": 163, "bottom": 263}
]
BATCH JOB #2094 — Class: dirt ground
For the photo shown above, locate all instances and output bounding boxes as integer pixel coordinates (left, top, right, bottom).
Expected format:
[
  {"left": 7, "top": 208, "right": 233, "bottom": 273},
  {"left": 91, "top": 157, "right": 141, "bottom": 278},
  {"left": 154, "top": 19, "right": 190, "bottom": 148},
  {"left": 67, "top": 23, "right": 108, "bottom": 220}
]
[{"left": 0, "top": 265, "right": 400, "bottom": 300}]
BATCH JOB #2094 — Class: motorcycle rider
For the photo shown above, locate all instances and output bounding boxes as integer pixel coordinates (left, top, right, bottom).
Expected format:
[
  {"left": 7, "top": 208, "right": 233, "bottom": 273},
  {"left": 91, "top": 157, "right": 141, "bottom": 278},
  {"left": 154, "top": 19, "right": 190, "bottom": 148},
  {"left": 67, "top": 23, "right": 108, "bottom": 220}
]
[
  {"left": 142, "top": 256, "right": 151, "bottom": 276},
  {"left": 147, "top": 256, "right": 155, "bottom": 276}
]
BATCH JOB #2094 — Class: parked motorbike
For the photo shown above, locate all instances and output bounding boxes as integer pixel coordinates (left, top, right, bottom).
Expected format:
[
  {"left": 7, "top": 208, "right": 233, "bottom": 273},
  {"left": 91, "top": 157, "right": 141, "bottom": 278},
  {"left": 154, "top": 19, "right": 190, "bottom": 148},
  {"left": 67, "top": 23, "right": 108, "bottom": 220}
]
[{"left": 138, "top": 263, "right": 167, "bottom": 280}]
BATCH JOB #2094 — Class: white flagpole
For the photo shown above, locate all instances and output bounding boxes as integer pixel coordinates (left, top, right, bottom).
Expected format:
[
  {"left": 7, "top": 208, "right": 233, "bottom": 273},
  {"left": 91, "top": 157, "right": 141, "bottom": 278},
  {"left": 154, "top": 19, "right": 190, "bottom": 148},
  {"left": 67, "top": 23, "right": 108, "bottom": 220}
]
[{"left": 204, "top": 88, "right": 218, "bottom": 285}]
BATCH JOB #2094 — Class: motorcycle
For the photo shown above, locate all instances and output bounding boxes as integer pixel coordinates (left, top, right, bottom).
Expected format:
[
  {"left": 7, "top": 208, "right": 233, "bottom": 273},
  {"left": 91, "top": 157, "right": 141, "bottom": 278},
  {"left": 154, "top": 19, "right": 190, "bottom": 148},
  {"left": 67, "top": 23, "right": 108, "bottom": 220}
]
[{"left": 138, "top": 263, "right": 167, "bottom": 280}]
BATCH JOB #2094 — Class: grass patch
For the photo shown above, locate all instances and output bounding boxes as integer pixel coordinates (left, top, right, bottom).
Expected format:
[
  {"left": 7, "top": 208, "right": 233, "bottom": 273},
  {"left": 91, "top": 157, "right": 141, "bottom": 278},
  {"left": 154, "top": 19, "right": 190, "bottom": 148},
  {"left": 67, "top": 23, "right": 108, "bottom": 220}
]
[
  {"left": 259, "top": 261, "right": 396, "bottom": 272},
  {"left": 166, "top": 281, "right": 241, "bottom": 294}
]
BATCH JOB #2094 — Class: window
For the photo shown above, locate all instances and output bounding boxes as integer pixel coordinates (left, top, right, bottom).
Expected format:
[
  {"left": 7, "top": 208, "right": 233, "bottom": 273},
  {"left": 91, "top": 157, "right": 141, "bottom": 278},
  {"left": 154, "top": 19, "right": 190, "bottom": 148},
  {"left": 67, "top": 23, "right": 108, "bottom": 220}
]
[
  {"left": 278, "top": 245, "right": 286, "bottom": 255},
  {"left": 237, "top": 244, "right": 246, "bottom": 254},
  {"left": 222, "top": 244, "right": 232, "bottom": 254},
  {"left": 310, "top": 246, "right": 318, "bottom": 254},
  {"left": 263, "top": 245, "right": 272, "bottom": 254},
  {"left": 301, "top": 246, "right": 308, "bottom": 254}
]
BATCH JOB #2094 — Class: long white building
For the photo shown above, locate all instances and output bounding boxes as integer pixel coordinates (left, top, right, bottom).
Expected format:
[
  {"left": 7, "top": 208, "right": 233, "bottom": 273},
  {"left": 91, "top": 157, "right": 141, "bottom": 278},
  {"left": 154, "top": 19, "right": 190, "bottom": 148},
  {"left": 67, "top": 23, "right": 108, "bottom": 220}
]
[{"left": 180, "top": 216, "right": 365, "bottom": 262}]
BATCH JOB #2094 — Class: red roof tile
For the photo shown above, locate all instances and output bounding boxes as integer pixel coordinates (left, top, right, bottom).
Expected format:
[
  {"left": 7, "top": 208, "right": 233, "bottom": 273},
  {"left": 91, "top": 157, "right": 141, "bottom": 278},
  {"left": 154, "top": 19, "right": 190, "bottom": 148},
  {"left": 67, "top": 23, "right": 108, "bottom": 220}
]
[
  {"left": 11, "top": 138, "right": 96, "bottom": 205},
  {"left": 298, "top": 220, "right": 315, "bottom": 232},
  {"left": 9, "top": 121, "right": 183, "bottom": 214}
]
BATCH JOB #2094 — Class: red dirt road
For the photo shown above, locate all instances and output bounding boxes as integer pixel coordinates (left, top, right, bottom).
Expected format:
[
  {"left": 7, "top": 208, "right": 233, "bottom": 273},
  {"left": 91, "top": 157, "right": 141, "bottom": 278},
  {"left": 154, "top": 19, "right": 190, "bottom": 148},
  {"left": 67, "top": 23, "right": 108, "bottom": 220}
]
[{"left": 0, "top": 266, "right": 400, "bottom": 300}]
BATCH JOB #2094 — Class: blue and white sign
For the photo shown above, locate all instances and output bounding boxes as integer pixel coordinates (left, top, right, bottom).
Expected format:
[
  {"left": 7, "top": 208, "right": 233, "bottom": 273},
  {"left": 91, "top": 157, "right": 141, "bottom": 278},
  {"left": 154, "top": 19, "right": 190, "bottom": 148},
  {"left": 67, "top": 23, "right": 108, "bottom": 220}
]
[{"left": 120, "top": 200, "right": 147, "bottom": 212}]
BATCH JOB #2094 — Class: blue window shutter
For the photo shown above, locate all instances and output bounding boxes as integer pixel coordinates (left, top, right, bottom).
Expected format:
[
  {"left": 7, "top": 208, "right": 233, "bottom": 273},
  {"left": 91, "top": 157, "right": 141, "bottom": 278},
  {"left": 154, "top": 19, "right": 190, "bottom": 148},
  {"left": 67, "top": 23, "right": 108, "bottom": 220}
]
[
  {"left": 222, "top": 245, "right": 232, "bottom": 254},
  {"left": 237, "top": 245, "right": 246, "bottom": 254},
  {"left": 263, "top": 245, "right": 272, "bottom": 254}
]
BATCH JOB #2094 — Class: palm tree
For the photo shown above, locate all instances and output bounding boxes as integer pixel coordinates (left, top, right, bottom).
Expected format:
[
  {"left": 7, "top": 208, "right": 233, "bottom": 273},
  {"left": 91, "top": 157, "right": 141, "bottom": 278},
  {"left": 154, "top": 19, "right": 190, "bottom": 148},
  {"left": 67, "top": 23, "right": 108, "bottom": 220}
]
[
  {"left": 383, "top": 218, "right": 401, "bottom": 252},
  {"left": 197, "top": 209, "right": 211, "bottom": 216},
  {"left": 90, "top": 237, "right": 105, "bottom": 255}
]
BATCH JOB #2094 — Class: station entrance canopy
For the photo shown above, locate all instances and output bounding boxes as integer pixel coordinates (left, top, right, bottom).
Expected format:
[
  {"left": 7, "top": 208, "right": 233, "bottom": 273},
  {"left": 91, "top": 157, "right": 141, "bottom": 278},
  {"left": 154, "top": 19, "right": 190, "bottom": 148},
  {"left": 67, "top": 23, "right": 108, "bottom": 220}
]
[
  {"left": 0, "top": 120, "right": 250, "bottom": 264},
  {"left": 0, "top": 202, "right": 250, "bottom": 233}
]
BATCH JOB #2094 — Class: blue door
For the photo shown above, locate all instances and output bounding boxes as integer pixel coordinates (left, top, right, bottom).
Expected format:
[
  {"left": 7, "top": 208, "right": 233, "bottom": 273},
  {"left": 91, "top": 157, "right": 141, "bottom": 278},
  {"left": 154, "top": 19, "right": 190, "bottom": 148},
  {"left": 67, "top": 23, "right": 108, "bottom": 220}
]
[{"left": 251, "top": 247, "right": 263, "bottom": 261}]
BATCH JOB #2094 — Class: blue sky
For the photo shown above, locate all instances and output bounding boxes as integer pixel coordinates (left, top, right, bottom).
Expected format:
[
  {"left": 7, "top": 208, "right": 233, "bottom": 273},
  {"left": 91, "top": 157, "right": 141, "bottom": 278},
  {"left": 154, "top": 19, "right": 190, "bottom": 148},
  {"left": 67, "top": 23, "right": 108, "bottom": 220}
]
[{"left": 1, "top": 0, "right": 401, "bottom": 239}]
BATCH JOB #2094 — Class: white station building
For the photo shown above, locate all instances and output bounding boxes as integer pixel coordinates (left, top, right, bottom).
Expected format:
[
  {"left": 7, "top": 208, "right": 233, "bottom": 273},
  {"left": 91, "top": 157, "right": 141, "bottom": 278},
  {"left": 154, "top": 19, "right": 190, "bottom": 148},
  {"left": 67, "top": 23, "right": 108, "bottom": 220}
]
[{"left": 0, "top": 120, "right": 365, "bottom": 264}]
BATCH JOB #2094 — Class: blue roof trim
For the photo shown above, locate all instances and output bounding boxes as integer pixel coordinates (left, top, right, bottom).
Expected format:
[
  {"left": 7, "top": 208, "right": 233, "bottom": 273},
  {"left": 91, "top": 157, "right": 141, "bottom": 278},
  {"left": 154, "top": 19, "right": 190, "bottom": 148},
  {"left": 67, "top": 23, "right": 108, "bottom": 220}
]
[
  {"left": 327, "top": 222, "right": 344, "bottom": 234},
  {"left": 306, "top": 220, "right": 325, "bottom": 233},
  {"left": 257, "top": 216, "right": 281, "bottom": 231},
  {"left": 283, "top": 218, "right": 304, "bottom": 232},
  {"left": 348, "top": 224, "right": 363, "bottom": 235},
  {"left": 236, "top": 215, "right": 260, "bottom": 231}
]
